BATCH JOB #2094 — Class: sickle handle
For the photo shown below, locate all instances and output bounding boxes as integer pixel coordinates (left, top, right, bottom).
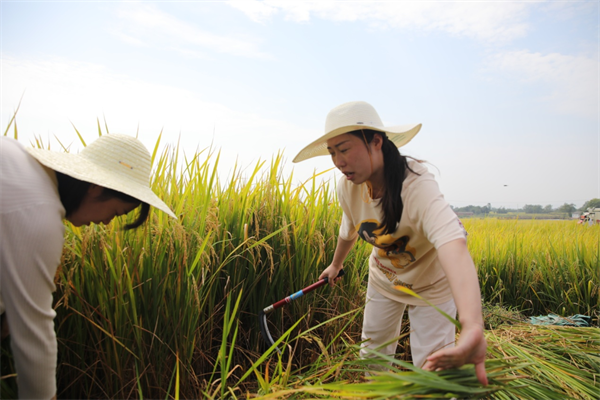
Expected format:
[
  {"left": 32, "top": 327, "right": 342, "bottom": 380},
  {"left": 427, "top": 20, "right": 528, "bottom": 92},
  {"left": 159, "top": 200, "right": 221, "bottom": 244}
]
[{"left": 263, "top": 269, "right": 345, "bottom": 314}]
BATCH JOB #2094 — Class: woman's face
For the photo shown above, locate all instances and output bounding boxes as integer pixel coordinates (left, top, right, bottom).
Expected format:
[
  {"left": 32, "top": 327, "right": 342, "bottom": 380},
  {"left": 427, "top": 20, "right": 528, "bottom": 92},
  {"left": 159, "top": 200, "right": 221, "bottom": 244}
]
[
  {"left": 326, "top": 133, "right": 384, "bottom": 186},
  {"left": 67, "top": 185, "right": 139, "bottom": 227}
]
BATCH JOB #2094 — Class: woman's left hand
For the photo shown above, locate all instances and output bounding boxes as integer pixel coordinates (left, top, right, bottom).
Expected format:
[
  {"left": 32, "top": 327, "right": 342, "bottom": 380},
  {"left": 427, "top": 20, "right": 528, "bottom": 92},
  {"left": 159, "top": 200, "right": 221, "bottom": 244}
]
[{"left": 422, "top": 323, "right": 488, "bottom": 386}]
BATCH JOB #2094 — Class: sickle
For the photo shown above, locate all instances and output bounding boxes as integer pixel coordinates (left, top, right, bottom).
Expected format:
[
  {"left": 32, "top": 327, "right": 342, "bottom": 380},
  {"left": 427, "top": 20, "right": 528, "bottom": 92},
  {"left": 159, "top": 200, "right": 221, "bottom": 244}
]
[{"left": 259, "top": 269, "right": 345, "bottom": 353}]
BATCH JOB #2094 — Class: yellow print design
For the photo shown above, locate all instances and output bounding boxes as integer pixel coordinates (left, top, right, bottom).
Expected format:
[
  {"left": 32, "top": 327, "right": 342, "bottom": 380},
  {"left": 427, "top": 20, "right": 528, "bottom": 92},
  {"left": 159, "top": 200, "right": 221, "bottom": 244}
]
[{"left": 357, "top": 220, "right": 417, "bottom": 270}]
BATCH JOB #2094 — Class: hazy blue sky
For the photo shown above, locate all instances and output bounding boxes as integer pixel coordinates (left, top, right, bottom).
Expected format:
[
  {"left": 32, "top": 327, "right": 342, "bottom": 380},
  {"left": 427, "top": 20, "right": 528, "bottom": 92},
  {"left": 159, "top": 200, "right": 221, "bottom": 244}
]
[{"left": 1, "top": 1, "right": 598, "bottom": 209}]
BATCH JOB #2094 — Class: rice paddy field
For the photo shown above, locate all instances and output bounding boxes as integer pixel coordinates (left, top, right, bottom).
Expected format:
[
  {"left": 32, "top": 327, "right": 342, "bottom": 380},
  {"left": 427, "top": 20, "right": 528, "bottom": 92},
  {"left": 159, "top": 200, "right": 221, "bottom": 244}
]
[{"left": 2, "top": 130, "right": 599, "bottom": 399}]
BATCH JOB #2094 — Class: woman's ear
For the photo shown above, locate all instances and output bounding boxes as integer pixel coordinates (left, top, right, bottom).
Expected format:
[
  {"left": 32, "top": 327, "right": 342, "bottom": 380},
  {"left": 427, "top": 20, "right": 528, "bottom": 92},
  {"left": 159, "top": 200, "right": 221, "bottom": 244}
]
[
  {"left": 87, "top": 184, "right": 104, "bottom": 198},
  {"left": 372, "top": 133, "right": 384, "bottom": 151}
]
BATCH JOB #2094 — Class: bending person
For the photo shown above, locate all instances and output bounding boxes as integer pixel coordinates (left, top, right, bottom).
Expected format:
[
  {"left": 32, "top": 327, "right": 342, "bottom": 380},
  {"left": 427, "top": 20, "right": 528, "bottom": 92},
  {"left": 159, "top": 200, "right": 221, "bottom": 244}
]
[
  {"left": 293, "top": 101, "right": 487, "bottom": 385},
  {"left": 1, "top": 133, "right": 177, "bottom": 399}
]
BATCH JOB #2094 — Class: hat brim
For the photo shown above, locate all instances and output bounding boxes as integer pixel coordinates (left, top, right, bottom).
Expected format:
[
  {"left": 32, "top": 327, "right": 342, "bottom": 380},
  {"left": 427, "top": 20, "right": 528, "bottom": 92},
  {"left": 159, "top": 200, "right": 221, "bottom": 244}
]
[
  {"left": 27, "top": 148, "right": 177, "bottom": 219},
  {"left": 292, "top": 123, "right": 422, "bottom": 163}
]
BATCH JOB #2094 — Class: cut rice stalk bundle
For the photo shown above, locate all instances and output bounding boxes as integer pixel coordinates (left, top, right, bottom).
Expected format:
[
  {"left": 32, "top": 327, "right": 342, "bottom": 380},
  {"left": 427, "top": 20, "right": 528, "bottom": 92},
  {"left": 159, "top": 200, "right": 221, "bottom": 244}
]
[
  {"left": 256, "top": 325, "right": 599, "bottom": 400},
  {"left": 485, "top": 324, "right": 600, "bottom": 400},
  {"left": 256, "top": 358, "right": 529, "bottom": 399}
]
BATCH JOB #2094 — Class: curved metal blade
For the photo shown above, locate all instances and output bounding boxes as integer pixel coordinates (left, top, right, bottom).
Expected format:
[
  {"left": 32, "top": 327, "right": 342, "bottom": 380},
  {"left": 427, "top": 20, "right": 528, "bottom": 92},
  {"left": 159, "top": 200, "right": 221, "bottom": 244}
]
[{"left": 258, "top": 309, "right": 281, "bottom": 354}]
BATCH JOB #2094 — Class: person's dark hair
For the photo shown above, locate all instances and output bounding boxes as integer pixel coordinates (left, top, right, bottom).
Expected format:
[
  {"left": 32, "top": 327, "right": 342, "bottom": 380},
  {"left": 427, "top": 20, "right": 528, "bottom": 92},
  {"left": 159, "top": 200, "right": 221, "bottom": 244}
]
[
  {"left": 348, "top": 129, "right": 420, "bottom": 235},
  {"left": 55, "top": 172, "right": 149, "bottom": 230}
]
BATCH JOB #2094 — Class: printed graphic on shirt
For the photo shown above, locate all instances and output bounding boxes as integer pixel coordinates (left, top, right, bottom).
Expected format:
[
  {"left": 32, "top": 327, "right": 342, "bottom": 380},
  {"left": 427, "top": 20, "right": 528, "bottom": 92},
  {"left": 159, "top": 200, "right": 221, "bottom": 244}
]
[
  {"left": 357, "top": 220, "right": 417, "bottom": 270},
  {"left": 373, "top": 256, "right": 414, "bottom": 289}
]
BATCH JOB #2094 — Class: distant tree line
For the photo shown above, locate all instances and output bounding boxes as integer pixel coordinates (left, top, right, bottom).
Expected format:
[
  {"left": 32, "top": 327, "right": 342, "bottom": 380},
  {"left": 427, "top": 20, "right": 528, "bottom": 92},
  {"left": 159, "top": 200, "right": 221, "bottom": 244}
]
[
  {"left": 451, "top": 204, "right": 492, "bottom": 215},
  {"left": 451, "top": 198, "right": 600, "bottom": 216}
]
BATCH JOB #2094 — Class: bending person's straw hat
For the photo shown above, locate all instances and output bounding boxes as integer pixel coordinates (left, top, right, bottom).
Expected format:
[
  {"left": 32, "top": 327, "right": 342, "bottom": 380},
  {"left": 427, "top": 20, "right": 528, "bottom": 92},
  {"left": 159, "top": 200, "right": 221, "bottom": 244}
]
[
  {"left": 293, "top": 101, "right": 422, "bottom": 163},
  {"left": 27, "top": 133, "right": 177, "bottom": 219}
]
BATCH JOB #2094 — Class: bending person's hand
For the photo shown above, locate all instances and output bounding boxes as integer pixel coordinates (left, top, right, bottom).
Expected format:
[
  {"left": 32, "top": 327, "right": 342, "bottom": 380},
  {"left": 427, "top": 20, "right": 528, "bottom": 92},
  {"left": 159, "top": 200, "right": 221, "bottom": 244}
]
[
  {"left": 319, "top": 264, "right": 343, "bottom": 287},
  {"left": 422, "top": 324, "right": 488, "bottom": 386}
]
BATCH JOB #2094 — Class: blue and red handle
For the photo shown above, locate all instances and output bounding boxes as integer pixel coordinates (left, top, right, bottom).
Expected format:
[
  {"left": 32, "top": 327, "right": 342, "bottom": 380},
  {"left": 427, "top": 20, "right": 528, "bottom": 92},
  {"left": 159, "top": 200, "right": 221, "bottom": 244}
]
[{"left": 262, "top": 269, "right": 345, "bottom": 314}]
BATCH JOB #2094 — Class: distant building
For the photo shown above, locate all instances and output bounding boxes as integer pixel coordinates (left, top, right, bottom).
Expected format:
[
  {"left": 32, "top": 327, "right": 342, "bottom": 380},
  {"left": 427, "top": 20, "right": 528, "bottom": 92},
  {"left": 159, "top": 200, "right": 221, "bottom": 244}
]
[
  {"left": 586, "top": 208, "right": 600, "bottom": 224},
  {"left": 578, "top": 208, "right": 600, "bottom": 225}
]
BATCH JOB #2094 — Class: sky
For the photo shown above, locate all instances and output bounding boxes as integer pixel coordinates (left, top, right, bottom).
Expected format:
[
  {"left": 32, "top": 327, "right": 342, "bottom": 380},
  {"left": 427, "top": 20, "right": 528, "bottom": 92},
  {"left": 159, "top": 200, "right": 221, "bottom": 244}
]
[{"left": 1, "top": 0, "right": 598, "bottom": 209}]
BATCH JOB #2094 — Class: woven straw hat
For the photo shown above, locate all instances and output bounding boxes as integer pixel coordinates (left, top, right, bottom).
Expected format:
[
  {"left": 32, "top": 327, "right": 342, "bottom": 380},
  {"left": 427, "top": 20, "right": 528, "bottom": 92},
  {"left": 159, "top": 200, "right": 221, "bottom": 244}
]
[
  {"left": 27, "top": 134, "right": 176, "bottom": 219},
  {"left": 293, "top": 101, "right": 422, "bottom": 163}
]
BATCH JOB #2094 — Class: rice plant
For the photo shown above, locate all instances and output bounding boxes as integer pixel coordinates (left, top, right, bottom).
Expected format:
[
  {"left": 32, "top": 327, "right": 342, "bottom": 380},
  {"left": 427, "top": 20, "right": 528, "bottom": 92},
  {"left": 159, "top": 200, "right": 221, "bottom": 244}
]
[{"left": 464, "top": 218, "right": 599, "bottom": 318}]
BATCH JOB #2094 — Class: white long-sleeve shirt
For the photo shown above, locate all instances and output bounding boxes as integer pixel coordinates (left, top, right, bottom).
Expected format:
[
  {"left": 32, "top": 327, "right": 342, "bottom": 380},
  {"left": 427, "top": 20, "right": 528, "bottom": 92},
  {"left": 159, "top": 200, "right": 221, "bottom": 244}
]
[{"left": 1, "top": 137, "right": 65, "bottom": 399}]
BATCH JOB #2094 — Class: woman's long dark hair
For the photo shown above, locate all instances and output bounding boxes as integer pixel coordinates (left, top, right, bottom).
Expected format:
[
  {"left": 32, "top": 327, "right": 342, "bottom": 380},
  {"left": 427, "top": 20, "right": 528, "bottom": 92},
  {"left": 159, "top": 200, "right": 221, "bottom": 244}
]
[
  {"left": 348, "top": 129, "right": 419, "bottom": 235},
  {"left": 55, "top": 172, "right": 149, "bottom": 230}
]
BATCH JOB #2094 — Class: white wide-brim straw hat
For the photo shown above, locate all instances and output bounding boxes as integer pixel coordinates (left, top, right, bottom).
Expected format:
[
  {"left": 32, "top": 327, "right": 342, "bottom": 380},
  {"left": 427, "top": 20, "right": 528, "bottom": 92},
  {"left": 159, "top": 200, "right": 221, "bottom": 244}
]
[
  {"left": 293, "top": 101, "right": 422, "bottom": 163},
  {"left": 27, "top": 133, "right": 177, "bottom": 219}
]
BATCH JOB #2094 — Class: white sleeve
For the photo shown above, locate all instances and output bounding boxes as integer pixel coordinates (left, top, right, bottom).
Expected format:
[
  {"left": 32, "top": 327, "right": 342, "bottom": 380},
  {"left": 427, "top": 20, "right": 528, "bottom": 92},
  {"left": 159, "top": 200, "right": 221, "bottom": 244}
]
[
  {"left": 1, "top": 204, "right": 64, "bottom": 400},
  {"left": 337, "top": 179, "right": 358, "bottom": 241}
]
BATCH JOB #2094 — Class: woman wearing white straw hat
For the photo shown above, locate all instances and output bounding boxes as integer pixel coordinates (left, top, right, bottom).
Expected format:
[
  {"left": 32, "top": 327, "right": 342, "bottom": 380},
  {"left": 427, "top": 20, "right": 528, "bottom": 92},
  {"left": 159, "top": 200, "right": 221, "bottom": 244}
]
[
  {"left": 293, "top": 101, "right": 487, "bottom": 385},
  {"left": 0, "top": 134, "right": 176, "bottom": 399}
]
